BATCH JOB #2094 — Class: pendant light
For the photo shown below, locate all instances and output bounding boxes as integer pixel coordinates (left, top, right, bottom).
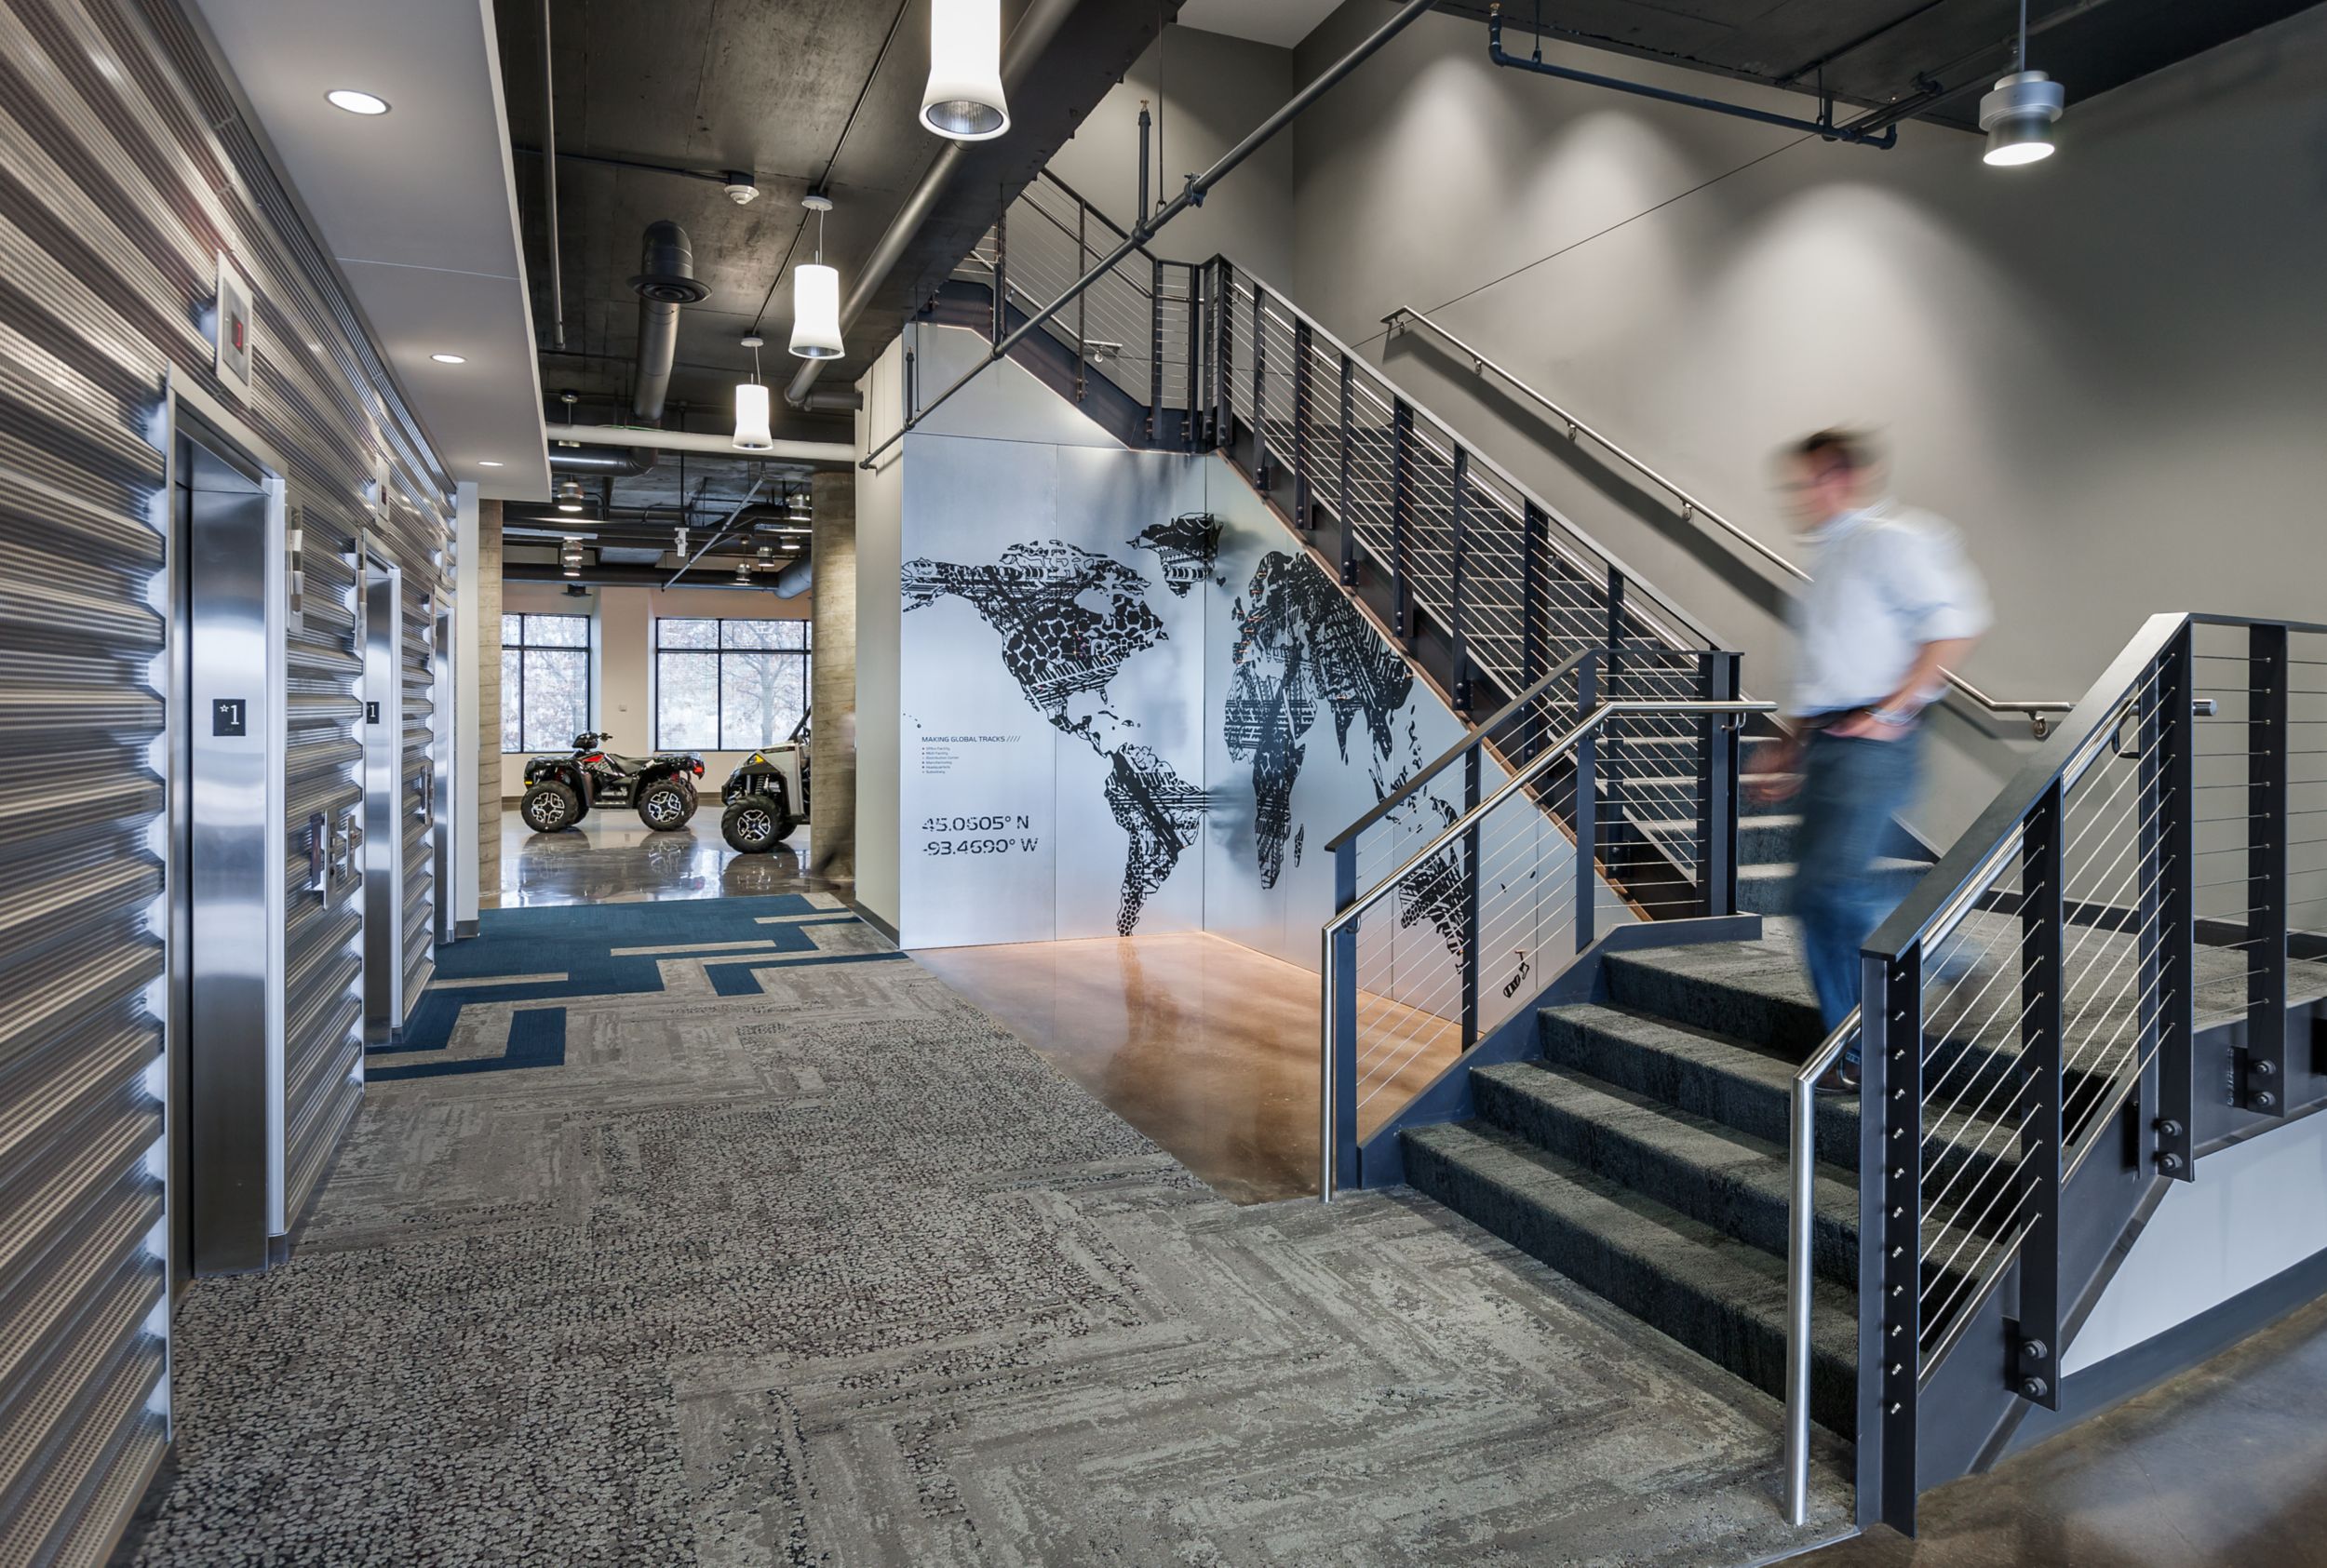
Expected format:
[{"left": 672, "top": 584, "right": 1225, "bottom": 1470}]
[
  {"left": 787, "top": 194, "right": 844, "bottom": 360},
  {"left": 733, "top": 335, "right": 774, "bottom": 450},
  {"left": 1980, "top": 0, "right": 2065, "bottom": 167},
  {"left": 921, "top": 0, "right": 1009, "bottom": 141},
  {"left": 554, "top": 478, "right": 586, "bottom": 514}
]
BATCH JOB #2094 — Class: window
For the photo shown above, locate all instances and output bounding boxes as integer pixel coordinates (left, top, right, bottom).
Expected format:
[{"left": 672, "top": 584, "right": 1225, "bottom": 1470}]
[
  {"left": 656, "top": 617, "right": 810, "bottom": 750},
  {"left": 501, "top": 613, "right": 591, "bottom": 752}
]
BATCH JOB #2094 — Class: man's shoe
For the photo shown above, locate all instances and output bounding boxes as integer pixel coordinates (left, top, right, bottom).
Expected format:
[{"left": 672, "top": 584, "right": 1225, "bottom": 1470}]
[{"left": 1812, "top": 1059, "right": 1861, "bottom": 1096}]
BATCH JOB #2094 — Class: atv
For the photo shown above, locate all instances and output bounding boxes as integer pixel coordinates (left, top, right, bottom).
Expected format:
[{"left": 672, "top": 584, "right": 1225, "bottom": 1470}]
[
  {"left": 519, "top": 731, "right": 705, "bottom": 834},
  {"left": 718, "top": 744, "right": 804, "bottom": 853}
]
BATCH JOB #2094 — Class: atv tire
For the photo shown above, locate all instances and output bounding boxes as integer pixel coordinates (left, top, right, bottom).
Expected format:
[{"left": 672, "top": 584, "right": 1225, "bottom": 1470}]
[
  {"left": 520, "top": 781, "right": 582, "bottom": 833},
  {"left": 638, "top": 780, "right": 693, "bottom": 832},
  {"left": 720, "top": 799, "right": 796, "bottom": 853}
]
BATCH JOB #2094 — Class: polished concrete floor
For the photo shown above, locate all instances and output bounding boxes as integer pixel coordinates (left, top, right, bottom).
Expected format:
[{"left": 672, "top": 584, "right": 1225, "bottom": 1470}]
[
  {"left": 917, "top": 931, "right": 1460, "bottom": 1204},
  {"left": 1801, "top": 1293, "right": 2327, "bottom": 1568},
  {"left": 499, "top": 802, "right": 821, "bottom": 905}
]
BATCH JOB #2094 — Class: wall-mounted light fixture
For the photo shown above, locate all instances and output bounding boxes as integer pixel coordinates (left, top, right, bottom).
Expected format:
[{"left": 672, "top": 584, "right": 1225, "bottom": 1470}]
[
  {"left": 788, "top": 195, "right": 844, "bottom": 360},
  {"left": 733, "top": 335, "right": 775, "bottom": 450},
  {"left": 1981, "top": 0, "right": 2065, "bottom": 167},
  {"left": 921, "top": 0, "right": 1009, "bottom": 141}
]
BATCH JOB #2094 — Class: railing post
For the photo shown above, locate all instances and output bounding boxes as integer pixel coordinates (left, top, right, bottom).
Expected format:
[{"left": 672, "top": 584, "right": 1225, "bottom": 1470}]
[
  {"left": 2245, "top": 621, "right": 2289, "bottom": 1115},
  {"left": 1292, "top": 318, "right": 1314, "bottom": 528},
  {"left": 991, "top": 207, "right": 1007, "bottom": 345},
  {"left": 1251, "top": 284, "right": 1271, "bottom": 490},
  {"left": 1212, "top": 261, "right": 1233, "bottom": 450},
  {"left": 2012, "top": 782, "right": 2065, "bottom": 1413},
  {"left": 1449, "top": 448, "right": 1472, "bottom": 713},
  {"left": 1074, "top": 205, "right": 1088, "bottom": 402},
  {"left": 1391, "top": 399, "right": 1413, "bottom": 645},
  {"left": 1700, "top": 651, "right": 1740, "bottom": 917},
  {"left": 1859, "top": 946, "right": 1921, "bottom": 1535},
  {"left": 1148, "top": 255, "right": 1165, "bottom": 445},
  {"left": 1521, "top": 503, "right": 1547, "bottom": 759},
  {"left": 1183, "top": 263, "right": 1200, "bottom": 451},
  {"left": 1603, "top": 569, "right": 1627, "bottom": 862},
  {"left": 1574, "top": 654, "right": 1598, "bottom": 953},
  {"left": 1328, "top": 839, "right": 1361, "bottom": 1195},
  {"left": 1337, "top": 354, "right": 1357, "bottom": 588},
  {"left": 2152, "top": 627, "right": 2197, "bottom": 1179},
  {"left": 1462, "top": 746, "right": 1482, "bottom": 1047}
]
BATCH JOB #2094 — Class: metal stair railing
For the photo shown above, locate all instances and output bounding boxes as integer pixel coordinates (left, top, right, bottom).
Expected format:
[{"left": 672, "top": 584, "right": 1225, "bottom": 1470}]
[
  {"left": 1381, "top": 303, "right": 2077, "bottom": 738},
  {"left": 1782, "top": 610, "right": 2327, "bottom": 1533},
  {"left": 1320, "top": 684, "right": 1775, "bottom": 1199}
]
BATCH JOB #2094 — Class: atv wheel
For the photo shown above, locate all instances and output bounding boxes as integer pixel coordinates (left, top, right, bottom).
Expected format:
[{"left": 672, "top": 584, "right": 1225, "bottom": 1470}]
[
  {"left": 638, "top": 781, "right": 692, "bottom": 831},
  {"left": 520, "top": 781, "right": 581, "bottom": 833},
  {"left": 672, "top": 785, "right": 699, "bottom": 827},
  {"left": 720, "top": 800, "right": 795, "bottom": 853}
]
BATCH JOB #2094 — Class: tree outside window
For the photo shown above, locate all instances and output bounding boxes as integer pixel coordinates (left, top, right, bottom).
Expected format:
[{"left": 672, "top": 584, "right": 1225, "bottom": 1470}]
[
  {"left": 655, "top": 617, "right": 809, "bottom": 750},
  {"left": 502, "top": 613, "right": 591, "bottom": 752}
]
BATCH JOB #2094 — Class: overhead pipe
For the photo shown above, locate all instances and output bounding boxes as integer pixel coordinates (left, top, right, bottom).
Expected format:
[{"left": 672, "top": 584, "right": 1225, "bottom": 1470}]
[
  {"left": 785, "top": 0, "right": 1084, "bottom": 409},
  {"left": 864, "top": 0, "right": 1445, "bottom": 467},
  {"left": 1485, "top": 5, "right": 1898, "bottom": 149},
  {"left": 540, "top": 0, "right": 564, "bottom": 349},
  {"left": 506, "top": 561, "right": 786, "bottom": 593},
  {"left": 630, "top": 220, "right": 707, "bottom": 424},
  {"left": 771, "top": 556, "right": 813, "bottom": 598},
  {"left": 554, "top": 423, "right": 854, "bottom": 465}
]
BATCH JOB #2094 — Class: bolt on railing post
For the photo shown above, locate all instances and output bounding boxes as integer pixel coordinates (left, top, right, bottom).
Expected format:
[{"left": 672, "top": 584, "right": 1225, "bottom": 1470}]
[
  {"left": 2245, "top": 621, "right": 2290, "bottom": 1114},
  {"left": 991, "top": 208, "right": 1008, "bottom": 345},
  {"left": 2152, "top": 627, "right": 2197, "bottom": 1178},
  {"left": 1461, "top": 745, "right": 1482, "bottom": 1048},
  {"left": 1337, "top": 354, "right": 1357, "bottom": 587},
  {"left": 1449, "top": 448, "right": 1472, "bottom": 713},
  {"left": 1574, "top": 655, "right": 1599, "bottom": 953},
  {"left": 1861, "top": 946, "right": 1922, "bottom": 1534},
  {"left": 2013, "top": 781, "right": 2065, "bottom": 1412},
  {"left": 1391, "top": 399, "right": 1413, "bottom": 645},
  {"left": 1251, "top": 284, "right": 1271, "bottom": 489},
  {"left": 1292, "top": 318, "right": 1314, "bottom": 528},
  {"left": 1325, "top": 838, "right": 1361, "bottom": 1199},
  {"left": 1701, "top": 650, "right": 1740, "bottom": 916},
  {"left": 1148, "top": 255, "right": 1165, "bottom": 445}
]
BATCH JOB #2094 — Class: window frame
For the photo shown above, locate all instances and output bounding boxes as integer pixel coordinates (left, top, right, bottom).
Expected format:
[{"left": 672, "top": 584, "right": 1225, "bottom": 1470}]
[
  {"left": 652, "top": 616, "right": 812, "bottom": 752},
  {"left": 501, "top": 612, "right": 594, "bottom": 754}
]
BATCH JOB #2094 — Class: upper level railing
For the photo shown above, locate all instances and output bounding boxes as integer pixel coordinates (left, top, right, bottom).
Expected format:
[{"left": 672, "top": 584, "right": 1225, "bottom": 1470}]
[
  {"left": 1381, "top": 303, "right": 2077, "bottom": 738},
  {"left": 1781, "top": 610, "right": 2327, "bottom": 1532}
]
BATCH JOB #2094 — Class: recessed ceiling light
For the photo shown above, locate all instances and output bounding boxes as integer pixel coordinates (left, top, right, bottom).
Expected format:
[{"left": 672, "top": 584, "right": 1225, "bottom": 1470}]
[
  {"left": 478, "top": 460, "right": 504, "bottom": 468},
  {"left": 429, "top": 352, "right": 467, "bottom": 364},
  {"left": 326, "top": 89, "right": 391, "bottom": 115}
]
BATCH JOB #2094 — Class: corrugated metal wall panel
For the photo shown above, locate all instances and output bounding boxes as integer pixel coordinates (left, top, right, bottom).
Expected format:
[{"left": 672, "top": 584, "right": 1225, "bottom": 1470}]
[
  {"left": 0, "top": 0, "right": 456, "bottom": 1560},
  {"left": 398, "top": 582, "right": 437, "bottom": 1016}
]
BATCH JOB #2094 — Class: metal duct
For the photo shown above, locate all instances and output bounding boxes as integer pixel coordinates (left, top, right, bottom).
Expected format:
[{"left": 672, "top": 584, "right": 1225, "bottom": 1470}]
[
  {"left": 772, "top": 556, "right": 813, "bottom": 598},
  {"left": 506, "top": 561, "right": 788, "bottom": 592},
  {"left": 549, "top": 422, "right": 855, "bottom": 466},
  {"left": 629, "top": 220, "right": 707, "bottom": 423},
  {"left": 786, "top": 0, "right": 1083, "bottom": 409},
  {"left": 547, "top": 445, "right": 656, "bottom": 476}
]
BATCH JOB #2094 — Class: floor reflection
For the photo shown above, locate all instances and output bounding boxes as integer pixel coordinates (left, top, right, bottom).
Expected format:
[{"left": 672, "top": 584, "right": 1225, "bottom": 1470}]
[{"left": 497, "top": 806, "right": 827, "bottom": 906}]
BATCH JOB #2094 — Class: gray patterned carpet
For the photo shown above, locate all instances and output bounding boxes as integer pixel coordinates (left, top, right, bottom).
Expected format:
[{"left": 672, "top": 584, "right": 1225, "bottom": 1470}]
[{"left": 126, "top": 891, "right": 1849, "bottom": 1566}]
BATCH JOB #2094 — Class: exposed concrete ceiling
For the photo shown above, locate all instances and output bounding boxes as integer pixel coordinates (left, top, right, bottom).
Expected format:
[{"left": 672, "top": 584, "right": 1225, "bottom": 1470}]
[
  {"left": 492, "top": 0, "right": 1177, "bottom": 474},
  {"left": 1176, "top": 0, "right": 1341, "bottom": 49},
  {"left": 187, "top": 0, "right": 550, "bottom": 503},
  {"left": 1428, "top": 0, "right": 2327, "bottom": 132}
]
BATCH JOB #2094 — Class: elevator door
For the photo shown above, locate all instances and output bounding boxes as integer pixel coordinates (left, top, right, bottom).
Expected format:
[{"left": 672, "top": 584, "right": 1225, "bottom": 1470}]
[
  {"left": 173, "top": 431, "right": 273, "bottom": 1280},
  {"left": 362, "top": 561, "right": 403, "bottom": 1040}
]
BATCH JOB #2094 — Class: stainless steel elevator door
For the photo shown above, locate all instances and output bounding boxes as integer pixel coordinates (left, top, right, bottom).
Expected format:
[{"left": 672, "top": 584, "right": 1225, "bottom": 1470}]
[
  {"left": 178, "top": 434, "right": 272, "bottom": 1276},
  {"left": 362, "top": 564, "right": 402, "bottom": 1039}
]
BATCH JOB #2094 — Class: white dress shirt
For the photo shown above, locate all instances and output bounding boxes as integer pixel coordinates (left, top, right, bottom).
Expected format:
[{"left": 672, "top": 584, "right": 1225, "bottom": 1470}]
[{"left": 1786, "top": 498, "right": 1992, "bottom": 718}]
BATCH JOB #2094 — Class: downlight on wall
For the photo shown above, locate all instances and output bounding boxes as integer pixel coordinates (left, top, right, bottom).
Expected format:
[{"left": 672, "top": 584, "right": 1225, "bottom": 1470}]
[
  {"left": 788, "top": 194, "right": 844, "bottom": 360},
  {"left": 921, "top": 0, "right": 1009, "bottom": 141},
  {"left": 733, "top": 335, "right": 774, "bottom": 450},
  {"left": 1981, "top": 0, "right": 2065, "bottom": 166}
]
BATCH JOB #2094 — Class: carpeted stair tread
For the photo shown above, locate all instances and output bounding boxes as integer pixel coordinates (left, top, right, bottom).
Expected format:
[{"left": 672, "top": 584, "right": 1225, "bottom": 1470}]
[{"left": 1403, "top": 1119, "right": 1859, "bottom": 1436}]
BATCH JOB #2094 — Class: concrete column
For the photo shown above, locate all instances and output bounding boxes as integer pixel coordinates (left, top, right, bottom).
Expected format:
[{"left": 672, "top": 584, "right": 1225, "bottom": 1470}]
[
  {"left": 476, "top": 500, "right": 503, "bottom": 908},
  {"left": 810, "top": 468, "right": 856, "bottom": 883}
]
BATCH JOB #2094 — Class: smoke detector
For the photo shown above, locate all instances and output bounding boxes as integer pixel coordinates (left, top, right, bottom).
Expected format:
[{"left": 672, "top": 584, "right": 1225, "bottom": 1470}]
[{"left": 722, "top": 170, "right": 760, "bottom": 206}]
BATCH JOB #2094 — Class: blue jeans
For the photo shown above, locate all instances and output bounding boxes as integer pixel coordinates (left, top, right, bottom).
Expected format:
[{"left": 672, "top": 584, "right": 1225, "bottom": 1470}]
[{"left": 1790, "top": 728, "right": 1923, "bottom": 1061}]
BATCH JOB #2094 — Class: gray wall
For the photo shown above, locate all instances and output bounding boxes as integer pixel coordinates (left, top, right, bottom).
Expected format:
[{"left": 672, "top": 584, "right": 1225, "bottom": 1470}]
[
  {"left": 1285, "top": 1, "right": 2327, "bottom": 844},
  {"left": 1046, "top": 22, "right": 1297, "bottom": 280}
]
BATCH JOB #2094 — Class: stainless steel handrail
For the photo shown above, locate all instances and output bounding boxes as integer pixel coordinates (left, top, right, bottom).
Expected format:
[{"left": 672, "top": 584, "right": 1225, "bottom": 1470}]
[
  {"left": 1382, "top": 304, "right": 2076, "bottom": 737},
  {"left": 1784, "top": 1011, "right": 1859, "bottom": 1527},
  {"left": 1320, "top": 695, "right": 1776, "bottom": 1201}
]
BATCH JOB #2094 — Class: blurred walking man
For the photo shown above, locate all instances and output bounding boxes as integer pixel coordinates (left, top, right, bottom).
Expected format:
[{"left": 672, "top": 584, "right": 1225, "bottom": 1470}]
[{"left": 1757, "top": 431, "right": 1990, "bottom": 1094}]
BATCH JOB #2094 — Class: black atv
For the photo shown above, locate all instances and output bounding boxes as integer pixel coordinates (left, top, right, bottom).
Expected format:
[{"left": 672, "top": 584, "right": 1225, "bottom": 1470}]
[
  {"left": 718, "top": 745, "right": 803, "bottom": 853},
  {"left": 519, "top": 731, "right": 705, "bottom": 834}
]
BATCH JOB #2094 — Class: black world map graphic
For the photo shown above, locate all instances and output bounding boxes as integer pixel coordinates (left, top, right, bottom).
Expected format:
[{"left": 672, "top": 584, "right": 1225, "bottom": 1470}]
[{"left": 902, "top": 541, "right": 1205, "bottom": 933}]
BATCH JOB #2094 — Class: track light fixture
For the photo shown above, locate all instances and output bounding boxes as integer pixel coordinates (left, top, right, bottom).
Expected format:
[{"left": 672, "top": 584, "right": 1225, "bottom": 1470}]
[
  {"left": 921, "top": 0, "right": 1009, "bottom": 141},
  {"left": 788, "top": 194, "right": 844, "bottom": 360},
  {"left": 555, "top": 478, "right": 586, "bottom": 514},
  {"left": 1981, "top": 0, "right": 2065, "bottom": 167},
  {"left": 733, "top": 335, "right": 774, "bottom": 450},
  {"left": 734, "top": 560, "right": 754, "bottom": 584}
]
